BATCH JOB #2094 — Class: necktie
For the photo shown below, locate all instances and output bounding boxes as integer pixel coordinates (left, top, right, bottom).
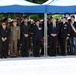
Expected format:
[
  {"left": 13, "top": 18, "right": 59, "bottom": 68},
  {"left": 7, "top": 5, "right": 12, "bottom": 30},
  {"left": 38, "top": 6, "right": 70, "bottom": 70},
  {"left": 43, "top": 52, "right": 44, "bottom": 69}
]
[
  {"left": 53, "top": 24, "right": 56, "bottom": 29},
  {"left": 71, "top": 22, "right": 74, "bottom": 25},
  {"left": 3, "top": 28, "right": 6, "bottom": 30},
  {"left": 63, "top": 22, "right": 65, "bottom": 24},
  {"left": 24, "top": 23, "right": 27, "bottom": 26},
  {"left": 37, "top": 25, "right": 39, "bottom": 29}
]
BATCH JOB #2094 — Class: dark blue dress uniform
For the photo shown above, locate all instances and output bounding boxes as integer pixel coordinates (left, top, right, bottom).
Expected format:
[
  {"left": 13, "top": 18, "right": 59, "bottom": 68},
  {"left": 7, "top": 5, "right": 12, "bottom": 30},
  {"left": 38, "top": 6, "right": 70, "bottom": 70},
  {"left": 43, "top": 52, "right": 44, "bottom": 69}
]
[
  {"left": 0, "top": 27, "right": 10, "bottom": 58},
  {"left": 33, "top": 24, "right": 43, "bottom": 57},
  {"left": 59, "top": 22, "right": 70, "bottom": 55},
  {"left": 48, "top": 23, "right": 60, "bottom": 56}
]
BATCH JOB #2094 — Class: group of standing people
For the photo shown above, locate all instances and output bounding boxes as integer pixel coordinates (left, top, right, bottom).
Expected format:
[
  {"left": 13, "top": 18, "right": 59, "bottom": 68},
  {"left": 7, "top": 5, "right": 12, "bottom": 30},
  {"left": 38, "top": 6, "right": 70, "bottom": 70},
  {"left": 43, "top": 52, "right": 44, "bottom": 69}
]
[
  {"left": 48, "top": 15, "right": 76, "bottom": 56},
  {"left": 0, "top": 16, "right": 43, "bottom": 58},
  {"left": 0, "top": 15, "right": 76, "bottom": 58}
]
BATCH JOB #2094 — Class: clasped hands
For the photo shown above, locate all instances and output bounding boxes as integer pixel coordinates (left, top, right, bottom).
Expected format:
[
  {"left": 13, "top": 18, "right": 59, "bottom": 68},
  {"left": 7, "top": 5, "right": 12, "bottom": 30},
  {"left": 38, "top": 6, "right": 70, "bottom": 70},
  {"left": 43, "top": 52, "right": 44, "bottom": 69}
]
[
  {"left": 51, "top": 34, "right": 57, "bottom": 37},
  {"left": 38, "top": 28, "right": 42, "bottom": 30},
  {"left": 2, "top": 37, "right": 7, "bottom": 42},
  {"left": 24, "top": 34, "right": 28, "bottom": 37}
]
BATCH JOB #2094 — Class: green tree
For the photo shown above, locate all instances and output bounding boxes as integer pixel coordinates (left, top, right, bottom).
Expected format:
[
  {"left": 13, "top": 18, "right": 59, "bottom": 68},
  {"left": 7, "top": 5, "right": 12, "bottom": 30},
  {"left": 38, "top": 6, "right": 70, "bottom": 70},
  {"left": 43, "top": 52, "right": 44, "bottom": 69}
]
[{"left": 27, "top": 0, "right": 47, "bottom": 4}]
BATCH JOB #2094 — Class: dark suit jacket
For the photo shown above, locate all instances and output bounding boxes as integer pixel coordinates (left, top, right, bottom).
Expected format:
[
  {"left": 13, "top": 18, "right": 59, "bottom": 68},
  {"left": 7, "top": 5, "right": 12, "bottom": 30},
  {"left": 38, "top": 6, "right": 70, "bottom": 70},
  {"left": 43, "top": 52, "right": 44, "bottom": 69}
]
[
  {"left": 0, "top": 27, "right": 10, "bottom": 42},
  {"left": 20, "top": 22, "right": 31, "bottom": 38},
  {"left": 59, "top": 22, "right": 70, "bottom": 38},
  {"left": 33, "top": 24, "right": 43, "bottom": 40},
  {"left": 48, "top": 23, "right": 60, "bottom": 37}
]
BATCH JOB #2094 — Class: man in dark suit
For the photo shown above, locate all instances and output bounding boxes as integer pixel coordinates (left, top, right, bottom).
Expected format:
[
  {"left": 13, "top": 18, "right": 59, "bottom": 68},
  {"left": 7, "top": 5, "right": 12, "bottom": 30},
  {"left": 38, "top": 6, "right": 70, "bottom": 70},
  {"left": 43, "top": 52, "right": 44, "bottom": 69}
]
[
  {"left": 70, "top": 15, "right": 76, "bottom": 55},
  {"left": 48, "top": 18, "right": 60, "bottom": 56},
  {"left": 20, "top": 16, "right": 31, "bottom": 57},
  {"left": 0, "top": 22, "right": 10, "bottom": 58},
  {"left": 33, "top": 20, "right": 43, "bottom": 57},
  {"left": 59, "top": 17, "right": 70, "bottom": 55}
]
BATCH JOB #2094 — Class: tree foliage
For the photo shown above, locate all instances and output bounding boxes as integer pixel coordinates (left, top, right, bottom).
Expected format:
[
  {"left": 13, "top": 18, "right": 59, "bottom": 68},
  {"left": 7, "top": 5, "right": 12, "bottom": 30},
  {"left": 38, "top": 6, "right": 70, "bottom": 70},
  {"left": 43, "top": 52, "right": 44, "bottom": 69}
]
[{"left": 26, "top": 0, "right": 47, "bottom": 4}]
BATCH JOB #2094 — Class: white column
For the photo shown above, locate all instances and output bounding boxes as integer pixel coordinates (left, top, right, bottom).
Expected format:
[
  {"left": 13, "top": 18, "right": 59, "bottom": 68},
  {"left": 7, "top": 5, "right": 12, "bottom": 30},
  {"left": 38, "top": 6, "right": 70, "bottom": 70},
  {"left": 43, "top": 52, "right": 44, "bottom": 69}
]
[{"left": 44, "top": 13, "right": 48, "bottom": 56}]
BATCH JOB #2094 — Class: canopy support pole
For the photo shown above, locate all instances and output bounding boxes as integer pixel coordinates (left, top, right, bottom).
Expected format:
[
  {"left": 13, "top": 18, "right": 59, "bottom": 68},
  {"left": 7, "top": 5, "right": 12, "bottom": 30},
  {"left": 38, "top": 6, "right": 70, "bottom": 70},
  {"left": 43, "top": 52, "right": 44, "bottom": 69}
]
[{"left": 44, "top": 13, "right": 48, "bottom": 56}]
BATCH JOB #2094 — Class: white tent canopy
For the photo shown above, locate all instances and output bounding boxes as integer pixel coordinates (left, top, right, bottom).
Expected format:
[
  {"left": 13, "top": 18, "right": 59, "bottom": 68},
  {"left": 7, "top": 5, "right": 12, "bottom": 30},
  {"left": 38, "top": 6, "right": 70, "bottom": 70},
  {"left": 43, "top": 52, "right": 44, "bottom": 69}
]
[
  {"left": 0, "top": 0, "right": 39, "bottom": 6},
  {"left": 45, "top": 0, "right": 76, "bottom": 13},
  {"left": 49, "top": 0, "right": 76, "bottom": 6},
  {"left": 0, "top": 0, "right": 45, "bottom": 13}
]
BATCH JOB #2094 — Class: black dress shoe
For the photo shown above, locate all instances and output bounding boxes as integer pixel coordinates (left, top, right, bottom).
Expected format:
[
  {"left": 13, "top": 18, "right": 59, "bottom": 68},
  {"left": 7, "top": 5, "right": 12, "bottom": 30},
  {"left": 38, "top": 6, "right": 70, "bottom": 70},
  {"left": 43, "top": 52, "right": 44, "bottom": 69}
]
[
  {"left": 0, "top": 56, "right": 3, "bottom": 58},
  {"left": 4, "top": 56, "right": 7, "bottom": 58},
  {"left": 61, "top": 54, "right": 66, "bottom": 56},
  {"left": 34, "top": 55, "right": 40, "bottom": 57},
  {"left": 22, "top": 55, "right": 29, "bottom": 57},
  {"left": 49, "top": 54, "right": 54, "bottom": 56},
  {"left": 49, "top": 55, "right": 56, "bottom": 57},
  {"left": 69, "top": 52, "right": 74, "bottom": 55}
]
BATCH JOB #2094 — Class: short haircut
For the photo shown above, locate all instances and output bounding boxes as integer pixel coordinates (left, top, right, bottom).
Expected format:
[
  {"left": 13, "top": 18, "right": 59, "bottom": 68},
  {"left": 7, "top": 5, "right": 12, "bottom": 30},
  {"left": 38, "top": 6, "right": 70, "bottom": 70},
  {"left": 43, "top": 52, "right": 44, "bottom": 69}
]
[
  {"left": 62, "top": 17, "right": 67, "bottom": 20},
  {"left": 2, "top": 22, "right": 6, "bottom": 24},
  {"left": 23, "top": 16, "right": 28, "bottom": 19},
  {"left": 71, "top": 15, "right": 75, "bottom": 18},
  {"left": 35, "top": 20, "right": 40, "bottom": 23}
]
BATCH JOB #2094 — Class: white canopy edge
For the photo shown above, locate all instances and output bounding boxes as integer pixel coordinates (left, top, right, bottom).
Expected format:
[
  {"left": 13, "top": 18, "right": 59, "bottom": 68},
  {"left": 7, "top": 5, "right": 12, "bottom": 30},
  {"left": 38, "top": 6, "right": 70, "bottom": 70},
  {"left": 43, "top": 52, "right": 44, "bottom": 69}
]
[
  {"left": 49, "top": 0, "right": 76, "bottom": 6},
  {"left": 0, "top": 0, "right": 40, "bottom": 6},
  {"left": 42, "top": 0, "right": 53, "bottom": 5}
]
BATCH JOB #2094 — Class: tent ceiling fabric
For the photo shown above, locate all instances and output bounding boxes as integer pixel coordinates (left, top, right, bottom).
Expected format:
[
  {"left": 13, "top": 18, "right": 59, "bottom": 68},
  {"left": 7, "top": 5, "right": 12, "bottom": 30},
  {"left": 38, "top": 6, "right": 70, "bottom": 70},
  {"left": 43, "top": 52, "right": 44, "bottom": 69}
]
[
  {"left": 44, "top": 0, "right": 76, "bottom": 13},
  {"left": 0, "top": 0, "right": 76, "bottom": 13},
  {"left": 47, "top": 6, "right": 76, "bottom": 13},
  {"left": 0, "top": 0, "right": 45, "bottom": 13}
]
